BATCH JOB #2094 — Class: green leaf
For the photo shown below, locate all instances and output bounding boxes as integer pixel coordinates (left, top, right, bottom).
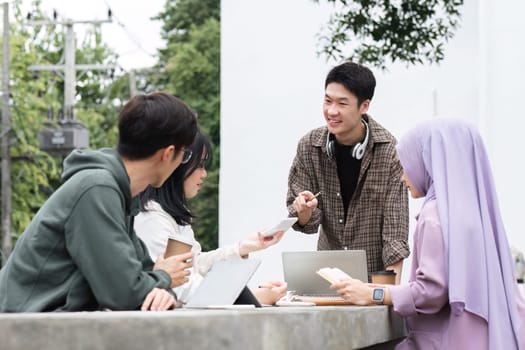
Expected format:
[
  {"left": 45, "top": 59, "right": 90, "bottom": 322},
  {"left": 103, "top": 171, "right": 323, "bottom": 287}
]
[{"left": 316, "top": 0, "right": 464, "bottom": 69}]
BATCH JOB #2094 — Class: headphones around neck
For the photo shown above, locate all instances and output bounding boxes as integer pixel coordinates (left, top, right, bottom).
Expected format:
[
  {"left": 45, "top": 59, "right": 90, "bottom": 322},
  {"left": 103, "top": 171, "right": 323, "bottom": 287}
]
[{"left": 326, "top": 119, "right": 370, "bottom": 160}]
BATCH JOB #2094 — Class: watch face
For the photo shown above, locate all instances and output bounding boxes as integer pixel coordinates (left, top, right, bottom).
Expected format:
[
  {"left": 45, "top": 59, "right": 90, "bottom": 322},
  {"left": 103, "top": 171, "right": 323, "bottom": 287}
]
[{"left": 373, "top": 288, "right": 384, "bottom": 303}]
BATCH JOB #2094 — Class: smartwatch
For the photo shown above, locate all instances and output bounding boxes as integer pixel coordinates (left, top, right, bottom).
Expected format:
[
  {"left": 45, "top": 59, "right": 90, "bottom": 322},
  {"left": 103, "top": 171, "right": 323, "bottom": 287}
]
[{"left": 372, "top": 288, "right": 385, "bottom": 305}]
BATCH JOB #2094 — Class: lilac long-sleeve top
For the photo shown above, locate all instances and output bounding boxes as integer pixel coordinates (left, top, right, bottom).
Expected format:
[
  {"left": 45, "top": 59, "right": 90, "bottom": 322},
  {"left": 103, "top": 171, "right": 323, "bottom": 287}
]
[{"left": 389, "top": 199, "right": 489, "bottom": 350}]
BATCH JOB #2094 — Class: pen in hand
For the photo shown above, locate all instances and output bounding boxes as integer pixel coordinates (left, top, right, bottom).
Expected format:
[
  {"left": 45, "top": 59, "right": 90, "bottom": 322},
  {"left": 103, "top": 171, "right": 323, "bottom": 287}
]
[{"left": 290, "top": 191, "right": 321, "bottom": 215}]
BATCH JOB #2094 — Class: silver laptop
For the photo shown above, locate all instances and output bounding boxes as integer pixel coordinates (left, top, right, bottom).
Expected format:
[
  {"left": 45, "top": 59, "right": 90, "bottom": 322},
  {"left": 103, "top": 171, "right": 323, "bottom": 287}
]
[
  {"left": 282, "top": 250, "right": 368, "bottom": 296},
  {"left": 184, "top": 258, "right": 261, "bottom": 308}
]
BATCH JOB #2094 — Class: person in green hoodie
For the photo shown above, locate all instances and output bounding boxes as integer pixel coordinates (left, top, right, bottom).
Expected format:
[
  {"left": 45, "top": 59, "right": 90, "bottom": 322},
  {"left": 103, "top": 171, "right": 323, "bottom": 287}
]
[{"left": 0, "top": 92, "right": 198, "bottom": 312}]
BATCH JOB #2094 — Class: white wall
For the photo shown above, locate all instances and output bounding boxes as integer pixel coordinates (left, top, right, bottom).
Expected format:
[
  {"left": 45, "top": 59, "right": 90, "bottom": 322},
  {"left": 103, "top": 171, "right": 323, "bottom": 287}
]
[{"left": 221, "top": 0, "right": 525, "bottom": 286}]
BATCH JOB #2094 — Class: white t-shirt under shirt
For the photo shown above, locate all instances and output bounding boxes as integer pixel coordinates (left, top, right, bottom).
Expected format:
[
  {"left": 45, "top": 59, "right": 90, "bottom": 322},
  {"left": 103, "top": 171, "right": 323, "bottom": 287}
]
[{"left": 134, "top": 200, "right": 243, "bottom": 303}]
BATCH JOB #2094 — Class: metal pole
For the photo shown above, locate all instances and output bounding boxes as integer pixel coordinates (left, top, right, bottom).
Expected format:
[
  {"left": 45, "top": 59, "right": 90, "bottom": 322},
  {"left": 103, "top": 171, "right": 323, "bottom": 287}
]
[
  {"left": 1, "top": 1, "right": 13, "bottom": 265},
  {"left": 128, "top": 69, "right": 137, "bottom": 96},
  {"left": 26, "top": 17, "right": 113, "bottom": 122},
  {"left": 64, "top": 22, "right": 75, "bottom": 119}
]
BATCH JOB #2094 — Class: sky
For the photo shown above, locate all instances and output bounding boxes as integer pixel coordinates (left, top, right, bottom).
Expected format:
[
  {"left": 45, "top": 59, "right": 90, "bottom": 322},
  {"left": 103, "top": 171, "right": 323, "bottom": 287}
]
[{"left": 17, "top": 0, "right": 166, "bottom": 71}]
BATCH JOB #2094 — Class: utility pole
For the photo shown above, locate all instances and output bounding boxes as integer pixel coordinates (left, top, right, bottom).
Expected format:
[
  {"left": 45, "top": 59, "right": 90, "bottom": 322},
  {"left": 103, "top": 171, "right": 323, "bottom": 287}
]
[
  {"left": 128, "top": 69, "right": 138, "bottom": 97},
  {"left": 1, "top": 1, "right": 12, "bottom": 266},
  {"left": 27, "top": 17, "right": 113, "bottom": 119},
  {"left": 26, "top": 15, "right": 114, "bottom": 155}
]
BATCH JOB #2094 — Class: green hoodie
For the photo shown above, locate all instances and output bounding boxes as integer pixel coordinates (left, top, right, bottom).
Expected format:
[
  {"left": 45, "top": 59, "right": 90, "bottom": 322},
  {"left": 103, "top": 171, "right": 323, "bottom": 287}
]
[{"left": 0, "top": 148, "right": 171, "bottom": 312}]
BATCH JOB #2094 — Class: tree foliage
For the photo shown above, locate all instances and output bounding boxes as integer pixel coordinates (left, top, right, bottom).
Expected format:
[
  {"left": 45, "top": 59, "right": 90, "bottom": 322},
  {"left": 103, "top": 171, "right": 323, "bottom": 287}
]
[
  {"left": 2, "top": 0, "right": 119, "bottom": 250},
  {"left": 154, "top": 0, "right": 220, "bottom": 251},
  {"left": 5, "top": 2, "right": 63, "bottom": 238},
  {"left": 1, "top": 0, "right": 221, "bottom": 259},
  {"left": 316, "top": 0, "right": 464, "bottom": 69}
]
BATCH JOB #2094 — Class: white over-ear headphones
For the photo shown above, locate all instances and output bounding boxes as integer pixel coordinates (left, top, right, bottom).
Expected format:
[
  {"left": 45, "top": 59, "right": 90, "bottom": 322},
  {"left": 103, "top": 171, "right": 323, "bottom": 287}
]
[{"left": 326, "top": 119, "right": 369, "bottom": 160}]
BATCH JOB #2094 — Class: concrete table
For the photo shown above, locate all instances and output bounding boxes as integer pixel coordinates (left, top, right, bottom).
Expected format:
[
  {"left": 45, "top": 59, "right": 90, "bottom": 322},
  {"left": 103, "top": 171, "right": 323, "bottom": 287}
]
[{"left": 0, "top": 305, "right": 405, "bottom": 350}]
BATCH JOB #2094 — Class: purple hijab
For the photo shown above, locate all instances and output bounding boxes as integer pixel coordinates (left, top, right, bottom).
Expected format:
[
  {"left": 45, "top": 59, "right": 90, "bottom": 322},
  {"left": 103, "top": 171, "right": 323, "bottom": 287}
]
[{"left": 396, "top": 118, "right": 524, "bottom": 349}]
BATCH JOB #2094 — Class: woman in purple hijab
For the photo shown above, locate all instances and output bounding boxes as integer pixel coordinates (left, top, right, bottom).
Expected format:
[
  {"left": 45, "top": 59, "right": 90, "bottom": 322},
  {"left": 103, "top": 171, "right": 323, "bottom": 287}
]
[{"left": 331, "top": 119, "right": 525, "bottom": 349}]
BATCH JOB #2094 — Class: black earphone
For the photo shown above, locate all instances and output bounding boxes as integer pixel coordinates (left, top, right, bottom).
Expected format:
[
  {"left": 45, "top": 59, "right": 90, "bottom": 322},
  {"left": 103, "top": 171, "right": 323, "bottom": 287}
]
[{"left": 326, "top": 119, "right": 370, "bottom": 160}]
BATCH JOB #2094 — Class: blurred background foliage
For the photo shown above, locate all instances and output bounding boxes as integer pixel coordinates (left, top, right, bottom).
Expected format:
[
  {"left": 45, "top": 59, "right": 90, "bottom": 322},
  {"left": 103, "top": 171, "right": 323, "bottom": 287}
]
[{"left": 1, "top": 0, "right": 220, "bottom": 252}]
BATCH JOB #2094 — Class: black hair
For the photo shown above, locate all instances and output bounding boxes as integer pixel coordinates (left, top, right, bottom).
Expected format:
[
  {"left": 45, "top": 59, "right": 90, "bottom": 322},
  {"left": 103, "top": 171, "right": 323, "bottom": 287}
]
[
  {"left": 139, "top": 131, "right": 212, "bottom": 226},
  {"left": 325, "top": 62, "right": 376, "bottom": 106},
  {"left": 117, "top": 92, "right": 198, "bottom": 160}
]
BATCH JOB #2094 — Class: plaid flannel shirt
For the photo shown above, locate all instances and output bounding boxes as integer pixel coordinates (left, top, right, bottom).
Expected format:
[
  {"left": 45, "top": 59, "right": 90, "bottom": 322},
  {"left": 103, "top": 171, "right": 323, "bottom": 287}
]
[{"left": 287, "top": 115, "right": 410, "bottom": 275}]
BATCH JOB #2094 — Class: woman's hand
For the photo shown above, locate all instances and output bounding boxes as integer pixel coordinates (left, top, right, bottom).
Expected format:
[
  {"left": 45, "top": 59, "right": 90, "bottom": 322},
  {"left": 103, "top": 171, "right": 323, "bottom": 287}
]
[
  {"left": 238, "top": 231, "right": 285, "bottom": 257},
  {"left": 141, "top": 288, "right": 176, "bottom": 311},
  {"left": 331, "top": 278, "right": 374, "bottom": 306},
  {"left": 153, "top": 252, "right": 193, "bottom": 288},
  {"left": 254, "top": 281, "right": 288, "bottom": 305}
]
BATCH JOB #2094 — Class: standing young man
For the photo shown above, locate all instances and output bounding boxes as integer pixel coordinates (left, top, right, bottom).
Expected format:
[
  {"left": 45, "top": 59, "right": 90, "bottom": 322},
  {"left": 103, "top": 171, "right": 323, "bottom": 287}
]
[
  {"left": 0, "top": 92, "right": 198, "bottom": 312},
  {"left": 287, "top": 62, "right": 409, "bottom": 281}
]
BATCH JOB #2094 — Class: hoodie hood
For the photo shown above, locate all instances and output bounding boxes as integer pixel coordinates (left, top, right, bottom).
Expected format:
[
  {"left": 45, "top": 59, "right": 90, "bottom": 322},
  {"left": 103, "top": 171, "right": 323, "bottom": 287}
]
[{"left": 62, "top": 148, "right": 131, "bottom": 205}]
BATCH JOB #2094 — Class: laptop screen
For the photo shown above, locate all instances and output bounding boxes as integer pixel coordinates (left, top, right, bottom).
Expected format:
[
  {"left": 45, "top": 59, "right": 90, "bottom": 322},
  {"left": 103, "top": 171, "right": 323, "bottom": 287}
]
[
  {"left": 282, "top": 250, "right": 368, "bottom": 295},
  {"left": 184, "top": 259, "right": 261, "bottom": 308}
]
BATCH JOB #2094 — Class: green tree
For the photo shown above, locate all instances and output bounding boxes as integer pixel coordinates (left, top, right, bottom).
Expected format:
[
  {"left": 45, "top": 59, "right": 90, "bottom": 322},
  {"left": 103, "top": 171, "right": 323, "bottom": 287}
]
[
  {"left": 154, "top": 0, "right": 220, "bottom": 251},
  {"left": 5, "top": 2, "right": 64, "bottom": 242},
  {"left": 1, "top": 0, "right": 119, "bottom": 261},
  {"left": 316, "top": 0, "right": 464, "bottom": 69},
  {"left": 2, "top": 0, "right": 221, "bottom": 262}
]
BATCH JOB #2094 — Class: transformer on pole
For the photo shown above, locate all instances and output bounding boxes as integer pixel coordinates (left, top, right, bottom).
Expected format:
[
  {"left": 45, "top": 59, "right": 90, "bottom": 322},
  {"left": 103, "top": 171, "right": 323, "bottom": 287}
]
[{"left": 27, "top": 15, "right": 113, "bottom": 156}]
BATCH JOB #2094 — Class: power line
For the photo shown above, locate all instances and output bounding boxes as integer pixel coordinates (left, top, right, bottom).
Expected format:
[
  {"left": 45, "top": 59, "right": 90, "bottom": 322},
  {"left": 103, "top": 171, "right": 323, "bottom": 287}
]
[{"left": 101, "top": 0, "right": 156, "bottom": 58}]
